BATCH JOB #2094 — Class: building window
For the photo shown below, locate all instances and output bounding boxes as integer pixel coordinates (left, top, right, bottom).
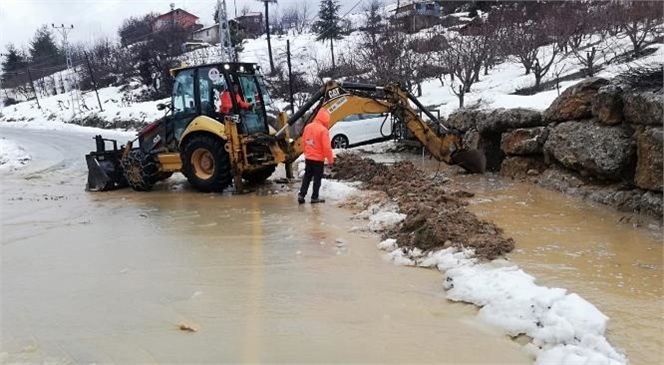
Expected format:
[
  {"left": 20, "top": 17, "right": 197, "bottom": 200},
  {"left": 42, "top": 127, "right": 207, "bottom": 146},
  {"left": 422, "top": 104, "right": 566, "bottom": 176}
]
[{"left": 254, "top": 18, "right": 259, "bottom": 23}]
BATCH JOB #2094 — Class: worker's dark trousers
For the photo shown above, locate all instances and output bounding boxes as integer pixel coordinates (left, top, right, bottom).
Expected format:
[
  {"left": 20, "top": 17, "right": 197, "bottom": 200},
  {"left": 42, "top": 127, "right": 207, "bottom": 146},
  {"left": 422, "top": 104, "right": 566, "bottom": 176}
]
[{"left": 299, "top": 159, "right": 325, "bottom": 200}]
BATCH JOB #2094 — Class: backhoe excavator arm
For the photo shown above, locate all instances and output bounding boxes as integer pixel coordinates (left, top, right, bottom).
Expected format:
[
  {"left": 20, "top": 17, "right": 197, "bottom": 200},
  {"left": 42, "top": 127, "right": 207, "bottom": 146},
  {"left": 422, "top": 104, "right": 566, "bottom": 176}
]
[{"left": 275, "top": 81, "right": 486, "bottom": 173}]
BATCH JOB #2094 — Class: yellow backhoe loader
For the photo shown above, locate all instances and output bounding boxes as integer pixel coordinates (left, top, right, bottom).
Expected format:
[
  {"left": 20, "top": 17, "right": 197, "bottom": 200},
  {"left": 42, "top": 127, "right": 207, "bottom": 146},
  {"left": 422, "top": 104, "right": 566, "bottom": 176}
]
[{"left": 85, "top": 62, "right": 485, "bottom": 193}]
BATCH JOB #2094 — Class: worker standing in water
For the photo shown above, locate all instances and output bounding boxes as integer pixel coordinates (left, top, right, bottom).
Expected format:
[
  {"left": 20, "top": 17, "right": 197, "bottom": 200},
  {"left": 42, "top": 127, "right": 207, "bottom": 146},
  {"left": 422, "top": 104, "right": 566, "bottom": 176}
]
[{"left": 298, "top": 107, "right": 334, "bottom": 204}]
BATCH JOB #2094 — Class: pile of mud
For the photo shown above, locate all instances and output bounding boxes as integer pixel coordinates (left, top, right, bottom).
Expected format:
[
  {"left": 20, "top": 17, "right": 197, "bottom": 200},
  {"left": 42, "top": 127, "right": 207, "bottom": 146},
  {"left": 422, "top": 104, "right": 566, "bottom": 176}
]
[{"left": 333, "top": 153, "right": 514, "bottom": 260}]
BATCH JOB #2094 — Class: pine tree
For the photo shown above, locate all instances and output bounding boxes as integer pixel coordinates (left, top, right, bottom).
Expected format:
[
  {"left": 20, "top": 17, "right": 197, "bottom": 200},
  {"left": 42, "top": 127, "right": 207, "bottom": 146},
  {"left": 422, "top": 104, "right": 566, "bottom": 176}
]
[
  {"left": 363, "top": 0, "right": 383, "bottom": 47},
  {"left": 29, "top": 25, "right": 62, "bottom": 68},
  {"left": 313, "top": 0, "right": 343, "bottom": 70},
  {"left": 1, "top": 44, "right": 27, "bottom": 85}
]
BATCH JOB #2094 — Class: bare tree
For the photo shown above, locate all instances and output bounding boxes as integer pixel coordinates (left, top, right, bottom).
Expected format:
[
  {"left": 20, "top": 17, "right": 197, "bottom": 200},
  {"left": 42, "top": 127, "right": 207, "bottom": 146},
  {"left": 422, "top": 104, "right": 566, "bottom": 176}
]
[
  {"left": 619, "top": 1, "right": 663, "bottom": 57},
  {"left": 281, "top": 3, "right": 311, "bottom": 35},
  {"left": 440, "top": 36, "right": 487, "bottom": 108}
]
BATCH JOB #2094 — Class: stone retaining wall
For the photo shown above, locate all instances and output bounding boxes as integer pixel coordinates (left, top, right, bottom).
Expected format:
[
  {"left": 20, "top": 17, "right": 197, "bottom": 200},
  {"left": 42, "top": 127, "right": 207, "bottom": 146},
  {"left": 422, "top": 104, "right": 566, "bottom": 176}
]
[{"left": 447, "top": 77, "right": 663, "bottom": 218}]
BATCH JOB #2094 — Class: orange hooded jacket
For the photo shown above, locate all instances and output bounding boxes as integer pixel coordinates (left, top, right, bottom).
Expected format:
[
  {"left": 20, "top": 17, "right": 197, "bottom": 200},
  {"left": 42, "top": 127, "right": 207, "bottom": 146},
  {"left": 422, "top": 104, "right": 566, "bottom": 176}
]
[
  {"left": 302, "top": 108, "right": 334, "bottom": 164},
  {"left": 220, "top": 90, "right": 251, "bottom": 114}
]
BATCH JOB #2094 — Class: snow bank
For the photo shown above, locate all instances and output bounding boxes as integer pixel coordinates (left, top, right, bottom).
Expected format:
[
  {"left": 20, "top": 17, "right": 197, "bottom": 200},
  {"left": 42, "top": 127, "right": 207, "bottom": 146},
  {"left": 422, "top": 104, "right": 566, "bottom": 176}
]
[
  {"left": 0, "top": 138, "right": 31, "bottom": 171},
  {"left": 1, "top": 84, "right": 167, "bottom": 129},
  {"left": 377, "top": 243, "right": 627, "bottom": 365},
  {"left": 295, "top": 154, "right": 357, "bottom": 201},
  {"left": 361, "top": 196, "right": 627, "bottom": 364}
]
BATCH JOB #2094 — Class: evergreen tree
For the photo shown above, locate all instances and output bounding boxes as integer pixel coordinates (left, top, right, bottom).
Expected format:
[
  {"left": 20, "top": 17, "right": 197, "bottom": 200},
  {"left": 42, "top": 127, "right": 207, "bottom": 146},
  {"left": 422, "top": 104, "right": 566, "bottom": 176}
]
[
  {"left": 118, "top": 13, "right": 157, "bottom": 47},
  {"left": 29, "top": 25, "right": 62, "bottom": 67},
  {"left": 363, "top": 0, "right": 383, "bottom": 47},
  {"left": 1, "top": 44, "right": 27, "bottom": 85},
  {"left": 313, "top": 0, "right": 343, "bottom": 69}
]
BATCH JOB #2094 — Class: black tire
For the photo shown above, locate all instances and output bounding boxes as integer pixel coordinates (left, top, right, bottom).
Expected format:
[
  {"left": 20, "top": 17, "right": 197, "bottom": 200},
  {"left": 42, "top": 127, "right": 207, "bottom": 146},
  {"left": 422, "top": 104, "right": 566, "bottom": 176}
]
[
  {"left": 121, "top": 149, "right": 159, "bottom": 191},
  {"left": 181, "top": 134, "right": 232, "bottom": 192},
  {"left": 331, "top": 134, "right": 349, "bottom": 149},
  {"left": 157, "top": 172, "right": 173, "bottom": 181},
  {"left": 242, "top": 165, "right": 276, "bottom": 184}
]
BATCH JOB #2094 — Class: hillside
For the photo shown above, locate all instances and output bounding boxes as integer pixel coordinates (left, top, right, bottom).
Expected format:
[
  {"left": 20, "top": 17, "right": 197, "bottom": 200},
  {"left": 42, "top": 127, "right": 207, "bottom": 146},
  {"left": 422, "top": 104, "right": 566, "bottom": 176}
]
[{"left": 1, "top": 2, "right": 662, "bottom": 129}]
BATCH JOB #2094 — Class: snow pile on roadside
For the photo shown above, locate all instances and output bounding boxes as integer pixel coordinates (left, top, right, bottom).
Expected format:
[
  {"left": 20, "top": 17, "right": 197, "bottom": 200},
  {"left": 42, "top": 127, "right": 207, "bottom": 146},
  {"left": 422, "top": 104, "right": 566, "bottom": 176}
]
[
  {"left": 349, "top": 191, "right": 627, "bottom": 364},
  {"left": 318, "top": 180, "right": 358, "bottom": 201},
  {"left": 376, "top": 239, "right": 627, "bottom": 365},
  {"left": 0, "top": 138, "right": 31, "bottom": 171},
  {"left": 295, "top": 154, "right": 357, "bottom": 201}
]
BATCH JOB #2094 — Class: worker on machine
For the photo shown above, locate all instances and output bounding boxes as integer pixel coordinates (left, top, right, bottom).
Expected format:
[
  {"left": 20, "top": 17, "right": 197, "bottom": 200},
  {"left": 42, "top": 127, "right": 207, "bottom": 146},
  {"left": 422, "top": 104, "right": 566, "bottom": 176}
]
[
  {"left": 298, "top": 107, "right": 334, "bottom": 204},
  {"left": 220, "top": 84, "right": 252, "bottom": 114}
]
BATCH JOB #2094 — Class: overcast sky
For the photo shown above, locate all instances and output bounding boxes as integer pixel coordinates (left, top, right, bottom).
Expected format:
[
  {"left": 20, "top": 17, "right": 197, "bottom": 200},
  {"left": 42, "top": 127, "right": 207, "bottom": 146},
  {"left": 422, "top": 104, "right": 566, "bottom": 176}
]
[{"left": 0, "top": 0, "right": 389, "bottom": 53}]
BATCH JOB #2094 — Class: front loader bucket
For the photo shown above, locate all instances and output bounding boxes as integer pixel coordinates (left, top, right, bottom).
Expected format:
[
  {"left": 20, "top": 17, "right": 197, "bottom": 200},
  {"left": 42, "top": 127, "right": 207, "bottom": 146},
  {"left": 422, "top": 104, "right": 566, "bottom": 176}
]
[
  {"left": 85, "top": 135, "right": 128, "bottom": 192},
  {"left": 453, "top": 149, "right": 487, "bottom": 174},
  {"left": 85, "top": 154, "right": 120, "bottom": 191}
]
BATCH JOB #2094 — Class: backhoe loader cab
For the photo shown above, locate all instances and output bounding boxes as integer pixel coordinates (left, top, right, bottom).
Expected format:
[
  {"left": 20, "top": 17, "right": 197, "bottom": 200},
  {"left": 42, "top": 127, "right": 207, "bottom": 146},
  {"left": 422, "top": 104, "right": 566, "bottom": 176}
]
[{"left": 85, "top": 62, "right": 281, "bottom": 193}]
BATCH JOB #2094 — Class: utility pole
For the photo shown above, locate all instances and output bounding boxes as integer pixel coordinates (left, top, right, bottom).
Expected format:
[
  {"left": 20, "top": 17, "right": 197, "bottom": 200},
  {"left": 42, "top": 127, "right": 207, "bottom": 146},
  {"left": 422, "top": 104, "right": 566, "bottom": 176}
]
[
  {"left": 52, "top": 23, "right": 79, "bottom": 117},
  {"left": 263, "top": 0, "right": 276, "bottom": 74},
  {"left": 84, "top": 52, "right": 103, "bottom": 111},
  {"left": 26, "top": 66, "right": 41, "bottom": 109},
  {"left": 217, "top": 0, "right": 234, "bottom": 62},
  {"left": 286, "top": 39, "right": 294, "bottom": 113}
]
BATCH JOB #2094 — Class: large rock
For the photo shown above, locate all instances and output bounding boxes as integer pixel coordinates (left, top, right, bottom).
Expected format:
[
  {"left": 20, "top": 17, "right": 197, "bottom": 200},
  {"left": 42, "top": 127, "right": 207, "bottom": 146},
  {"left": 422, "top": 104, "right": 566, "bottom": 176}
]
[
  {"left": 447, "top": 108, "right": 543, "bottom": 133},
  {"left": 447, "top": 109, "right": 484, "bottom": 132},
  {"left": 500, "top": 156, "right": 546, "bottom": 179},
  {"left": 501, "top": 127, "right": 549, "bottom": 155},
  {"left": 623, "top": 91, "right": 663, "bottom": 126},
  {"left": 591, "top": 84, "right": 624, "bottom": 125},
  {"left": 635, "top": 127, "right": 663, "bottom": 192},
  {"left": 543, "top": 77, "right": 610, "bottom": 122},
  {"left": 481, "top": 108, "right": 543, "bottom": 133},
  {"left": 544, "top": 120, "right": 635, "bottom": 180},
  {"left": 536, "top": 167, "right": 663, "bottom": 218}
]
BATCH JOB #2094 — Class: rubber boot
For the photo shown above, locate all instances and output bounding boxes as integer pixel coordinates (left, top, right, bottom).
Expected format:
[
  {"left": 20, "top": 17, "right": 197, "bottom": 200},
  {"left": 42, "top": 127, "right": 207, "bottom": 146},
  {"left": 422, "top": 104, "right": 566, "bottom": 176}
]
[{"left": 311, "top": 198, "right": 325, "bottom": 204}]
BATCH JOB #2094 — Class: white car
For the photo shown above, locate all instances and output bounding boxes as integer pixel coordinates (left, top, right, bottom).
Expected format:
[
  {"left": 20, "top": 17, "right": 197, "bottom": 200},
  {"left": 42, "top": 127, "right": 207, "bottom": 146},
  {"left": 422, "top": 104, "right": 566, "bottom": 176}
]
[{"left": 329, "top": 113, "right": 395, "bottom": 149}]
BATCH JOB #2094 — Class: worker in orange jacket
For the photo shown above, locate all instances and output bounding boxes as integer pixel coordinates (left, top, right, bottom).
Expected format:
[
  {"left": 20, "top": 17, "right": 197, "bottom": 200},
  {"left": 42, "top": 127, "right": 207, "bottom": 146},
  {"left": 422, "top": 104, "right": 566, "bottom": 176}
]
[
  {"left": 219, "top": 84, "right": 252, "bottom": 114},
  {"left": 298, "top": 107, "right": 334, "bottom": 204}
]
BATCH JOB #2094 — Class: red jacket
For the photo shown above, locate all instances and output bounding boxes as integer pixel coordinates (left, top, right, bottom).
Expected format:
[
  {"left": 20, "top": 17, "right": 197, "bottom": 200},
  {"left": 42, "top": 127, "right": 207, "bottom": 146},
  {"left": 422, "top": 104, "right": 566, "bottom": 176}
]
[
  {"left": 302, "top": 108, "right": 334, "bottom": 164},
  {"left": 220, "top": 90, "right": 251, "bottom": 114}
]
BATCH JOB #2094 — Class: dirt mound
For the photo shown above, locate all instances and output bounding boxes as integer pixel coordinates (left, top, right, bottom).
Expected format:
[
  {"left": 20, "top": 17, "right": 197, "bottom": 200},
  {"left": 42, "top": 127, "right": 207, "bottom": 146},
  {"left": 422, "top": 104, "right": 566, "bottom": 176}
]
[{"left": 333, "top": 153, "right": 514, "bottom": 260}]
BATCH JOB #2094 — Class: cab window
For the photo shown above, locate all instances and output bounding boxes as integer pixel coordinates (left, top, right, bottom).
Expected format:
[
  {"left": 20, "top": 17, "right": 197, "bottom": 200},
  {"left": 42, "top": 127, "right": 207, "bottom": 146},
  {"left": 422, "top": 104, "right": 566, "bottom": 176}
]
[
  {"left": 237, "top": 75, "right": 268, "bottom": 134},
  {"left": 172, "top": 69, "right": 195, "bottom": 116},
  {"left": 197, "top": 66, "right": 227, "bottom": 117}
]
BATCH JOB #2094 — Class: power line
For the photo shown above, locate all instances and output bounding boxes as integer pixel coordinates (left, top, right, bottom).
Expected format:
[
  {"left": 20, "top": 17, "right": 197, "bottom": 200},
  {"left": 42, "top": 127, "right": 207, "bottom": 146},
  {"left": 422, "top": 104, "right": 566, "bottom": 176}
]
[{"left": 53, "top": 23, "right": 81, "bottom": 116}]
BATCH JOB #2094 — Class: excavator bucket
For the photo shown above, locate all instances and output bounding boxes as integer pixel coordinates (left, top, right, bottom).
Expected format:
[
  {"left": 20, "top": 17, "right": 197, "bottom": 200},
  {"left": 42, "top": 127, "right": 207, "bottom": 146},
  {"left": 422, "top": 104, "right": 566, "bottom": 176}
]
[
  {"left": 85, "top": 136, "right": 128, "bottom": 191},
  {"left": 453, "top": 149, "right": 487, "bottom": 174}
]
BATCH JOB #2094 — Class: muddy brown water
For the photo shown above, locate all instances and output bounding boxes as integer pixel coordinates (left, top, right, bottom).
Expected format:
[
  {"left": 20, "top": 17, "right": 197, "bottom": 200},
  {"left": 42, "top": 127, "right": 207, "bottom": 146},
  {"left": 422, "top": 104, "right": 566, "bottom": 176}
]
[
  {"left": 388, "top": 152, "right": 664, "bottom": 365},
  {"left": 1, "top": 127, "right": 531, "bottom": 364}
]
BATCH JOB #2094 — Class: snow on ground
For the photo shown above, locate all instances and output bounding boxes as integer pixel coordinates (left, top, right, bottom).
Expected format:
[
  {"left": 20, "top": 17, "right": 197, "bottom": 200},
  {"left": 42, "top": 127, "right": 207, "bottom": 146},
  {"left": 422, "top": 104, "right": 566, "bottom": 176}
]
[
  {"left": 367, "top": 207, "right": 627, "bottom": 365},
  {"left": 1, "top": 83, "right": 167, "bottom": 128},
  {"left": 0, "top": 138, "right": 31, "bottom": 171},
  {"left": 294, "top": 154, "right": 357, "bottom": 201}
]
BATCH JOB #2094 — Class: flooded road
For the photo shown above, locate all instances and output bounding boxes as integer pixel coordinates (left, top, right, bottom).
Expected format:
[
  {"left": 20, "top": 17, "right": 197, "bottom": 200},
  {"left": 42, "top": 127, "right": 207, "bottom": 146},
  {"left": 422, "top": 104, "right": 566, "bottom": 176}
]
[
  {"left": 1, "top": 127, "right": 530, "bottom": 364},
  {"left": 399, "top": 152, "right": 664, "bottom": 365}
]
